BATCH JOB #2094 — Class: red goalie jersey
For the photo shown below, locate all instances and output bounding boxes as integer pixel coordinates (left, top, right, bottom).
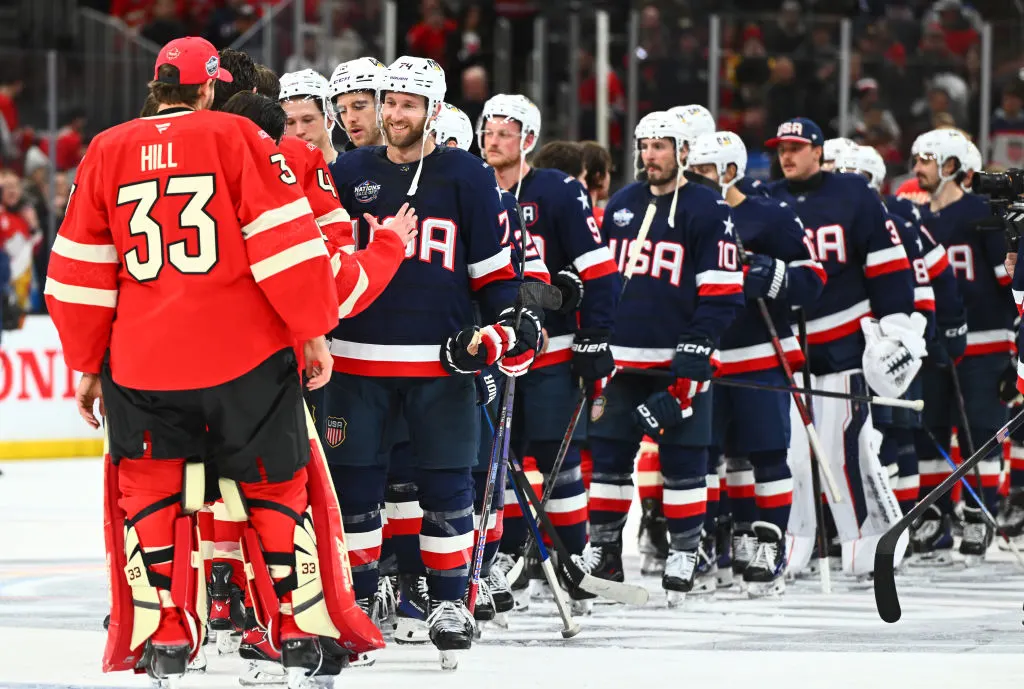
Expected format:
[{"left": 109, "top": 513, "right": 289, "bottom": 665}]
[{"left": 44, "top": 109, "right": 338, "bottom": 391}]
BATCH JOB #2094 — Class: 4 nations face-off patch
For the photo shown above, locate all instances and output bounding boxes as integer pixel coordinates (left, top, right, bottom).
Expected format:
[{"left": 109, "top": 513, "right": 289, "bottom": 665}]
[{"left": 325, "top": 416, "right": 347, "bottom": 447}]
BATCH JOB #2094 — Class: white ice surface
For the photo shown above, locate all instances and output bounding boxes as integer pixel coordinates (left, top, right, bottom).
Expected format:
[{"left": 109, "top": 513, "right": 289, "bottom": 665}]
[{"left": 1, "top": 458, "right": 1022, "bottom": 689}]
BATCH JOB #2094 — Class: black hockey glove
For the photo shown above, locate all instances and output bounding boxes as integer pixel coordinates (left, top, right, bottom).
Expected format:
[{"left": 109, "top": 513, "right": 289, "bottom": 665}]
[
  {"left": 570, "top": 328, "right": 615, "bottom": 383},
  {"left": 632, "top": 378, "right": 707, "bottom": 435},
  {"left": 552, "top": 268, "right": 585, "bottom": 315},
  {"left": 927, "top": 318, "right": 967, "bottom": 368},
  {"left": 999, "top": 358, "right": 1023, "bottom": 407},
  {"left": 496, "top": 306, "right": 542, "bottom": 377},
  {"left": 440, "top": 324, "right": 516, "bottom": 376},
  {"left": 475, "top": 367, "right": 500, "bottom": 406},
  {"left": 743, "top": 253, "right": 788, "bottom": 301},
  {"left": 670, "top": 336, "right": 717, "bottom": 382}
]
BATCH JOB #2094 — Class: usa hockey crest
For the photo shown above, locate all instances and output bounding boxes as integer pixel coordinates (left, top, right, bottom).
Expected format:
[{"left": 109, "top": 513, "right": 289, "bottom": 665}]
[
  {"left": 325, "top": 417, "right": 347, "bottom": 447},
  {"left": 354, "top": 180, "right": 381, "bottom": 204},
  {"left": 590, "top": 396, "right": 606, "bottom": 422}
]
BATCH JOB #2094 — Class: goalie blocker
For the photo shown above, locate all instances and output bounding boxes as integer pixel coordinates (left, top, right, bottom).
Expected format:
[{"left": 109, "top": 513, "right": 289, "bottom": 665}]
[{"left": 101, "top": 348, "right": 382, "bottom": 677}]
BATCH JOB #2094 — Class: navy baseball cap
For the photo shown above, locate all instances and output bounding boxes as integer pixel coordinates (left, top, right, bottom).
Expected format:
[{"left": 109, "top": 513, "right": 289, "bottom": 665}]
[{"left": 765, "top": 117, "right": 823, "bottom": 148}]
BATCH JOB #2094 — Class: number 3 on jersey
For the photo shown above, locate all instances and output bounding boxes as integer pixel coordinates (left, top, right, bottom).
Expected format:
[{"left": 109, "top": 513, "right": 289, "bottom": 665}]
[{"left": 117, "top": 175, "right": 218, "bottom": 281}]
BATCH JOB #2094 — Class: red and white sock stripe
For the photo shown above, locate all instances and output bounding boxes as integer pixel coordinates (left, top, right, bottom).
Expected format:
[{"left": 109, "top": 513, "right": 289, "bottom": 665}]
[
  {"left": 754, "top": 477, "right": 793, "bottom": 509},
  {"left": 663, "top": 486, "right": 707, "bottom": 519},
  {"left": 419, "top": 531, "right": 474, "bottom": 571},
  {"left": 727, "top": 469, "right": 755, "bottom": 500}
]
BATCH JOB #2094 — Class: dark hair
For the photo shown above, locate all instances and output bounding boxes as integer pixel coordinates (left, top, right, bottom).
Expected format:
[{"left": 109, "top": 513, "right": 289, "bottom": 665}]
[
  {"left": 580, "top": 140, "right": 612, "bottom": 191},
  {"left": 139, "top": 93, "right": 160, "bottom": 117},
  {"left": 532, "top": 140, "right": 584, "bottom": 179},
  {"left": 149, "top": 65, "right": 203, "bottom": 108},
  {"left": 220, "top": 91, "right": 287, "bottom": 143},
  {"left": 212, "top": 49, "right": 258, "bottom": 111},
  {"left": 254, "top": 64, "right": 280, "bottom": 101}
]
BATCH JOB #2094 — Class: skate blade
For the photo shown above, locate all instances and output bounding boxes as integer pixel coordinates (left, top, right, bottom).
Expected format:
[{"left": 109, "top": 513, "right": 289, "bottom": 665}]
[
  {"left": 491, "top": 612, "right": 510, "bottom": 629},
  {"left": 393, "top": 617, "right": 430, "bottom": 645},
  {"left": 439, "top": 650, "right": 459, "bottom": 671},
  {"left": 715, "top": 569, "right": 734, "bottom": 589},
  {"left": 512, "top": 589, "right": 531, "bottom": 612},
  {"left": 909, "top": 551, "right": 956, "bottom": 567},
  {"left": 665, "top": 590, "right": 687, "bottom": 608},
  {"left": 185, "top": 648, "right": 207, "bottom": 674},
  {"left": 239, "top": 660, "right": 288, "bottom": 685},
  {"left": 347, "top": 652, "right": 376, "bottom": 668},
  {"left": 690, "top": 576, "right": 716, "bottom": 596},
  {"left": 216, "top": 630, "right": 242, "bottom": 655},
  {"left": 961, "top": 553, "right": 987, "bottom": 567},
  {"left": 528, "top": 578, "right": 552, "bottom": 600},
  {"left": 150, "top": 675, "right": 184, "bottom": 689},
  {"left": 745, "top": 579, "right": 785, "bottom": 598}
]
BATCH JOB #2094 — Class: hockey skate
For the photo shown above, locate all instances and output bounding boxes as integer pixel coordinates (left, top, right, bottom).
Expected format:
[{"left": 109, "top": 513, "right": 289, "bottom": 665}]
[
  {"left": 427, "top": 599, "right": 475, "bottom": 670},
  {"left": 473, "top": 579, "right": 496, "bottom": 622},
  {"left": 209, "top": 562, "right": 245, "bottom": 655},
  {"left": 185, "top": 646, "right": 207, "bottom": 674},
  {"left": 909, "top": 505, "right": 955, "bottom": 566},
  {"left": 998, "top": 490, "right": 1024, "bottom": 551},
  {"left": 744, "top": 521, "right": 786, "bottom": 598},
  {"left": 376, "top": 575, "right": 397, "bottom": 634},
  {"left": 731, "top": 525, "right": 757, "bottom": 587},
  {"left": 564, "top": 542, "right": 624, "bottom": 613},
  {"left": 394, "top": 574, "right": 430, "bottom": 644},
  {"left": 638, "top": 498, "right": 669, "bottom": 575},
  {"left": 691, "top": 531, "right": 717, "bottom": 596},
  {"left": 140, "top": 641, "right": 190, "bottom": 689},
  {"left": 715, "top": 517, "right": 734, "bottom": 588},
  {"left": 511, "top": 546, "right": 542, "bottom": 611},
  {"left": 238, "top": 615, "right": 286, "bottom": 686},
  {"left": 486, "top": 553, "right": 516, "bottom": 623},
  {"left": 662, "top": 549, "right": 698, "bottom": 608},
  {"left": 281, "top": 638, "right": 340, "bottom": 689},
  {"left": 959, "top": 506, "right": 994, "bottom": 566},
  {"left": 349, "top": 594, "right": 387, "bottom": 667}
]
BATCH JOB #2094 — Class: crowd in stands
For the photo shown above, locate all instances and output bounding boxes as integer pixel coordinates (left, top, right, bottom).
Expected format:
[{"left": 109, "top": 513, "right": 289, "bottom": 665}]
[{"left": 2, "top": 0, "right": 1024, "bottom": 325}]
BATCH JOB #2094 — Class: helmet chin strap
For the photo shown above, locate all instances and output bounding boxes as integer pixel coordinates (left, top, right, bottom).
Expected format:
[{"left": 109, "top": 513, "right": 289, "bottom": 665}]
[
  {"left": 406, "top": 116, "right": 433, "bottom": 197},
  {"left": 668, "top": 143, "right": 687, "bottom": 228}
]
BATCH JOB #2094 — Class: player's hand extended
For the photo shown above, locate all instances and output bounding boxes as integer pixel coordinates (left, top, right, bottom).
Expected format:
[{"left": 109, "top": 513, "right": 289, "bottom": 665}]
[
  {"left": 365, "top": 202, "right": 418, "bottom": 248},
  {"left": 76, "top": 373, "right": 104, "bottom": 429},
  {"left": 303, "top": 336, "right": 333, "bottom": 390}
]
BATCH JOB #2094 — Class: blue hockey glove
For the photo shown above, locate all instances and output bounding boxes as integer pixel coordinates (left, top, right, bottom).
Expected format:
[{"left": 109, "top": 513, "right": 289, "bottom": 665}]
[{"left": 743, "top": 253, "right": 788, "bottom": 300}]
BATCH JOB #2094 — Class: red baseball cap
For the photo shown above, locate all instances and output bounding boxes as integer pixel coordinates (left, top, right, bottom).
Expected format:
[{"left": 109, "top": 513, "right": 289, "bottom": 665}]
[{"left": 154, "top": 37, "right": 233, "bottom": 85}]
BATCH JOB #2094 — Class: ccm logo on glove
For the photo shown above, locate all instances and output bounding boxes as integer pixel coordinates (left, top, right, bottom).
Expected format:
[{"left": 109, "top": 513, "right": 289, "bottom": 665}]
[{"left": 676, "top": 342, "right": 713, "bottom": 357}]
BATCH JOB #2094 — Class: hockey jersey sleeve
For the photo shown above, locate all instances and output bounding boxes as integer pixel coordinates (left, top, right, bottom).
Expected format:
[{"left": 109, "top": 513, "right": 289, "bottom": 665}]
[
  {"left": 689, "top": 200, "right": 745, "bottom": 342},
  {"left": 981, "top": 218, "right": 1013, "bottom": 289},
  {"left": 43, "top": 145, "right": 119, "bottom": 375},
  {"left": 919, "top": 223, "right": 964, "bottom": 331},
  {"left": 894, "top": 215, "right": 936, "bottom": 339},
  {"left": 463, "top": 164, "right": 521, "bottom": 322},
  {"left": 771, "top": 203, "right": 826, "bottom": 309},
  {"left": 236, "top": 126, "right": 338, "bottom": 341},
  {"left": 856, "top": 188, "right": 914, "bottom": 319},
  {"left": 302, "top": 144, "right": 354, "bottom": 249},
  {"left": 328, "top": 225, "right": 406, "bottom": 319},
  {"left": 555, "top": 178, "right": 620, "bottom": 330}
]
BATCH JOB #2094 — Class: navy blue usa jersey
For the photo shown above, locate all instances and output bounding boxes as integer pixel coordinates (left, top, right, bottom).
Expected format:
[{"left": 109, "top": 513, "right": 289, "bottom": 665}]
[
  {"left": 886, "top": 209, "right": 936, "bottom": 340},
  {"left": 329, "top": 145, "right": 521, "bottom": 376},
  {"left": 767, "top": 172, "right": 914, "bottom": 374},
  {"left": 925, "top": 192, "right": 1014, "bottom": 357},
  {"left": 498, "top": 188, "right": 549, "bottom": 284},
  {"left": 602, "top": 181, "right": 744, "bottom": 368},
  {"left": 516, "top": 167, "right": 620, "bottom": 367},
  {"left": 718, "top": 197, "right": 826, "bottom": 375},
  {"left": 735, "top": 176, "right": 770, "bottom": 199}
]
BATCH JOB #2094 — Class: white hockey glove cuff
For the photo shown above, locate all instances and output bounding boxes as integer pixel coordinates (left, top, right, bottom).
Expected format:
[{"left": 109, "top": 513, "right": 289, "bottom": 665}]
[{"left": 860, "top": 312, "right": 928, "bottom": 398}]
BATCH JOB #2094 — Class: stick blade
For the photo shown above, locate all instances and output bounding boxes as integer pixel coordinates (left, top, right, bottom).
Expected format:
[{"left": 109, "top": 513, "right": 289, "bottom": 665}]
[
  {"left": 873, "top": 527, "right": 903, "bottom": 623},
  {"left": 519, "top": 281, "right": 563, "bottom": 312},
  {"left": 579, "top": 574, "right": 650, "bottom": 606}
]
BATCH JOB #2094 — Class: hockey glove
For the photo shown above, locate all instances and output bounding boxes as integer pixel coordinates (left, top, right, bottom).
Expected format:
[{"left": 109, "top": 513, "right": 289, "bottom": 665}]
[
  {"left": 939, "top": 319, "right": 968, "bottom": 361},
  {"left": 475, "top": 367, "right": 500, "bottom": 406},
  {"left": 861, "top": 312, "right": 928, "bottom": 398},
  {"left": 440, "top": 324, "right": 517, "bottom": 376},
  {"left": 571, "top": 328, "right": 615, "bottom": 383},
  {"left": 496, "top": 306, "right": 542, "bottom": 377},
  {"left": 999, "top": 358, "right": 1023, "bottom": 407},
  {"left": 552, "top": 268, "right": 585, "bottom": 315},
  {"left": 633, "top": 378, "right": 709, "bottom": 434},
  {"left": 670, "top": 336, "right": 718, "bottom": 382},
  {"left": 743, "top": 254, "right": 788, "bottom": 301}
]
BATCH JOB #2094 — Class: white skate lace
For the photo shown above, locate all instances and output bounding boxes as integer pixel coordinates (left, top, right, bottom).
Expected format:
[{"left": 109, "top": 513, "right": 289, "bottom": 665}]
[
  {"left": 573, "top": 544, "right": 603, "bottom": 574},
  {"left": 664, "top": 550, "right": 696, "bottom": 580},
  {"left": 732, "top": 533, "right": 757, "bottom": 565},
  {"left": 426, "top": 600, "right": 474, "bottom": 634},
  {"left": 492, "top": 552, "right": 516, "bottom": 577},
  {"left": 748, "top": 541, "right": 778, "bottom": 573},
  {"left": 486, "top": 563, "right": 511, "bottom": 593},
  {"left": 963, "top": 521, "right": 988, "bottom": 546}
]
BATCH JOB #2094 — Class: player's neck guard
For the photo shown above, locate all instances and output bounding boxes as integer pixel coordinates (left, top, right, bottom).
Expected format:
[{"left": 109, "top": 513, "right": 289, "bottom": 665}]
[{"left": 785, "top": 171, "right": 825, "bottom": 194}]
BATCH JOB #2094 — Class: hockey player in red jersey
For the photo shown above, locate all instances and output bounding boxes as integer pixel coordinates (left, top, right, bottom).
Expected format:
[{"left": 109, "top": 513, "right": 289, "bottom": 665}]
[{"left": 44, "top": 37, "right": 378, "bottom": 688}]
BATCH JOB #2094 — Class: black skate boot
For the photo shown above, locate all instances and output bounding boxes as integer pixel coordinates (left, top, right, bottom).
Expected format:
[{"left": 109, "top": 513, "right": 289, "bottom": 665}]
[
  {"left": 731, "top": 524, "right": 757, "bottom": 581},
  {"left": 910, "top": 504, "right": 954, "bottom": 565},
  {"left": 662, "top": 549, "right": 698, "bottom": 608},
  {"left": 998, "top": 490, "right": 1024, "bottom": 550},
  {"left": 427, "top": 598, "right": 474, "bottom": 670},
  {"left": 638, "top": 498, "right": 669, "bottom": 575},
  {"left": 959, "top": 506, "right": 994, "bottom": 565},
  {"left": 487, "top": 552, "right": 516, "bottom": 613},
  {"left": 692, "top": 530, "right": 717, "bottom": 595},
  {"left": 394, "top": 574, "right": 430, "bottom": 645},
  {"left": 715, "top": 516, "right": 734, "bottom": 588},
  {"left": 472, "top": 579, "right": 496, "bottom": 622},
  {"left": 743, "top": 521, "right": 786, "bottom": 598},
  {"left": 208, "top": 562, "right": 244, "bottom": 655},
  {"left": 564, "top": 542, "right": 624, "bottom": 601},
  {"left": 140, "top": 641, "right": 190, "bottom": 688},
  {"left": 281, "top": 637, "right": 341, "bottom": 689}
]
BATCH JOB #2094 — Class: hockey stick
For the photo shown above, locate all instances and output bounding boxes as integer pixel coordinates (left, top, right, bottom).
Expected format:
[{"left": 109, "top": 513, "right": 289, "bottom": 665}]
[
  {"left": 921, "top": 426, "right": 1024, "bottom": 569},
  {"left": 617, "top": 366, "right": 923, "bottom": 410},
  {"left": 948, "top": 363, "right": 987, "bottom": 504},
  {"left": 797, "top": 310, "right": 833, "bottom": 593},
  {"left": 873, "top": 406, "right": 1024, "bottom": 623}
]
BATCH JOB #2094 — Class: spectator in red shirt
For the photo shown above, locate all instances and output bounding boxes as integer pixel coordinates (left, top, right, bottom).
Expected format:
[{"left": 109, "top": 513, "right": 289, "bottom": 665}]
[
  {"left": 39, "top": 109, "right": 87, "bottom": 172},
  {"left": 406, "top": 0, "right": 457, "bottom": 69}
]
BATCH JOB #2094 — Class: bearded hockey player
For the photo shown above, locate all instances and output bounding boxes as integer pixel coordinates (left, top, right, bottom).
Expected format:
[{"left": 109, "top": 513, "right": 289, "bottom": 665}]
[
  {"left": 687, "top": 130, "right": 826, "bottom": 596},
  {"left": 44, "top": 37, "right": 379, "bottom": 689},
  {"left": 910, "top": 129, "right": 1012, "bottom": 563},
  {"left": 279, "top": 69, "right": 339, "bottom": 165},
  {"left": 765, "top": 117, "right": 919, "bottom": 577},
  {"left": 574, "top": 110, "right": 743, "bottom": 607},
  {"left": 478, "top": 93, "right": 620, "bottom": 601},
  {"left": 329, "top": 57, "right": 386, "bottom": 151},
  {"left": 326, "top": 57, "right": 535, "bottom": 662}
]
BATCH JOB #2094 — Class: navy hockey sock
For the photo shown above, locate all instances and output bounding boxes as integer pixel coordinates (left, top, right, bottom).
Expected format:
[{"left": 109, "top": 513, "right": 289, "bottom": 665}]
[
  {"left": 1010, "top": 440, "right": 1024, "bottom": 494},
  {"left": 660, "top": 446, "right": 709, "bottom": 552},
  {"left": 716, "top": 458, "right": 732, "bottom": 522},
  {"left": 750, "top": 450, "right": 792, "bottom": 537},
  {"left": 890, "top": 427, "right": 920, "bottom": 515},
  {"left": 588, "top": 438, "right": 638, "bottom": 546},
  {"left": 416, "top": 467, "right": 474, "bottom": 601},
  {"left": 330, "top": 464, "right": 386, "bottom": 600},
  {"left": 385, "top": 474, "right": 424, "bottom": 575},
  {"left": 726, "top": 458, "right": 757, "bottom": 526},
  {"left": 533, "top": 441, "right": 587, "bottom": 555}
]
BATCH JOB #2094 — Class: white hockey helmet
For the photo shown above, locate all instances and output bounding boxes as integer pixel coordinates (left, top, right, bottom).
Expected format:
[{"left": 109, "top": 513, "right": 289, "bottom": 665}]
[
  {"left": 279, "top": 68, "right": 334, "bottom": 133},
  {"left": 687, "top": 130, "right": 748, "bottom": 197},
  {"left": 667, "top": 104, "right": 716, "bottom": 144},
  {"left": 823, "top": 137, "right": 858, "bottom": 164},
  {"left": 434, "top": 102, "right": 473, "bottom": 151},
  {"left": 477, "top": 93, "right": 542, "bottom": 155},
  {"left": 961, "top": 139, "right": 982, "bottom": 192},
  {"left": 835, "top": 144, "right": 888, "bottom": 191},
  {"left": 911, "top": 128, "right": 972, "bottom": 195},
  {"left": 635, "top": 110, "right": 689, "bottom": 226},
  {"left": 329, "top": 56, "right": 386, "bottom": 100}
]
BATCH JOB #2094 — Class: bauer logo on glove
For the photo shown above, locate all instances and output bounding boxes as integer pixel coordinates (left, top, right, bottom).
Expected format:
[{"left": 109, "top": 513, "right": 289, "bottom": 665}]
[{"left": 861, "top": 312, "right": 928, "bottom": 398}]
